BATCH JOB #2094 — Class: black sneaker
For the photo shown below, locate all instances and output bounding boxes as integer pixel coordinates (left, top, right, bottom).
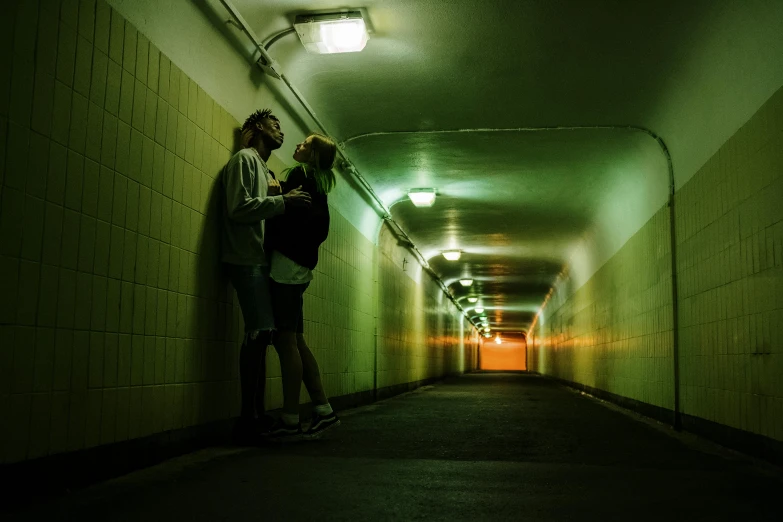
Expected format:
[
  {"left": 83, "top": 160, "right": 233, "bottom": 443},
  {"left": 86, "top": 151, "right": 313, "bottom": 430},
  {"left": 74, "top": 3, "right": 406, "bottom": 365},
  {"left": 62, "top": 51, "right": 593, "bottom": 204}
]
[
  {"left": 265, "top": 418, "right": 303, "bottom": 442},
  {"left": 304, "top": 412, "right": 340, "bottom": 439}
]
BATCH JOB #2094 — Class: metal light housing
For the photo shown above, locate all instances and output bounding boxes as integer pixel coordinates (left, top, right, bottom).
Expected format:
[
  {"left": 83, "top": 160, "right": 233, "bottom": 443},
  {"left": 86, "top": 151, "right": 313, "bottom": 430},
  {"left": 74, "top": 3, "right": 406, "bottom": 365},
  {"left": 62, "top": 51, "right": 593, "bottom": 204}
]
[
  {"left": 294, "top": 12, "right": 369, "bottom": 54},
  {"left": 408, "top": 188, "right": 437, "bottom": 207}
]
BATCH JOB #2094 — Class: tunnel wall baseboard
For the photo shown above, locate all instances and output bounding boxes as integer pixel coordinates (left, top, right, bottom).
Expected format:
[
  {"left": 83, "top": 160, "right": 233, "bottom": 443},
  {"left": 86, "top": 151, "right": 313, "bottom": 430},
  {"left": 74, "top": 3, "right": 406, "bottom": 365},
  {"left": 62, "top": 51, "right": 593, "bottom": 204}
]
[
  {"left": 0, "top": 374, "right": 459, "bottom": 510},
  {"left": 538, "top": 373, "right": 783, "bottom": 467}
]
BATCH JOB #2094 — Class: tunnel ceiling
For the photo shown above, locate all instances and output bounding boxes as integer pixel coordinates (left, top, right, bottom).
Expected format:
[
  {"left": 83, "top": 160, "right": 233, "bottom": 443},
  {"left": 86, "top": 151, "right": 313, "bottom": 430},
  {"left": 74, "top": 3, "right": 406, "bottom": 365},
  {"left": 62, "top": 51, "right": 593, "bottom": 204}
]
[{"left": 230, "top": 0, "right": 783, "bottom": 333}]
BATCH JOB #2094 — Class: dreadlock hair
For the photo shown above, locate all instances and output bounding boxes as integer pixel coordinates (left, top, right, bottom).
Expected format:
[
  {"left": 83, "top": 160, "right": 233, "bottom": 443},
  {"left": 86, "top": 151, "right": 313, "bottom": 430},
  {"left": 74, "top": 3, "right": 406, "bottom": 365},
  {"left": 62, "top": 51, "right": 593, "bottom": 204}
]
[{"left": 240, "top": 109, "right": 277, "bottom": 148}]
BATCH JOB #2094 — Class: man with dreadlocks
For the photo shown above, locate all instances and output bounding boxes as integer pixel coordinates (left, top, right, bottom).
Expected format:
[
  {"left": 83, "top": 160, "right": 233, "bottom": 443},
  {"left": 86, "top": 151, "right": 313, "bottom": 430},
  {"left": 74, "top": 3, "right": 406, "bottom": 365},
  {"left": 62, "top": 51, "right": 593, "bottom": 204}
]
[{"left": 221, "top": 108, "right": 312, "bottom": 444}]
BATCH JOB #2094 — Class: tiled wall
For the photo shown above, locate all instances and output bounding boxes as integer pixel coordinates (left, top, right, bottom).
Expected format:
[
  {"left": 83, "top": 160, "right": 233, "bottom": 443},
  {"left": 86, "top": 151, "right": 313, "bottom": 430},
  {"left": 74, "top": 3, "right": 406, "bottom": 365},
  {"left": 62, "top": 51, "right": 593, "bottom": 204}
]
[
  {"left": 529, "top": 86, "right": 783, "bottom": 441},
  {"left": 675, "top": 87, "right": 783, "bottom": 441},
  {"left": 528, "top": 207, "right": 674, "bottom": 410},
  {"left": 0, "top": 0, "right": 477, "bottom": 464},
  {"left": 375, "top": 226, "right": 479, "bottom": 389}
]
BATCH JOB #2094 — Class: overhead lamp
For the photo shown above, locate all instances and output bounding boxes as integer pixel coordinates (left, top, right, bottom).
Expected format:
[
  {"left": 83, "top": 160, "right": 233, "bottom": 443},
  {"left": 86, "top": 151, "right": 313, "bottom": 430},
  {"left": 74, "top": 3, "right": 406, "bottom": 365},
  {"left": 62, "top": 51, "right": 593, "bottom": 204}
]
[
  {"left": 459, "top": 279, "right": 473, "bottom": 287},
  {"left": 408, "top": 188, "right": 436, "bottom": 207},
  {"left": 294, "top": 12, "right": 369, "bottom": 54},
  {"left": 442, "top": 250, "right": 461, "bottom": 261},
  {"left": 483, "top": 333, "right": 491, "bottom": 338},
  {"left": 467, "top": 296, "right": 478, "bottom": 303},
  {"left": 495, "top": 335, "right": 502, "bottom": 344},
  {"left": 474, "top": 307, "right": 484, "bottom": 313}
]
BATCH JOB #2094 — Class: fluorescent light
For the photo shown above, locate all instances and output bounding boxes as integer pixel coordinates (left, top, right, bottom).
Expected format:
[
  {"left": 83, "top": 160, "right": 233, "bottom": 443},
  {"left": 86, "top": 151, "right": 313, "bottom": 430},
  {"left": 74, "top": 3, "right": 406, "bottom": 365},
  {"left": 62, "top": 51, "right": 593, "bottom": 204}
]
[
  {"left": 474, "top": 307, "right": 484, "bottom": 313},
  {"left": 467, "top": 297, "right": 478, "bottom": 303},
  {"left": 294, "top": 12, "right": 369, "bottom": 54},
  {"left": 495, "top": 335, "right": 502, "bottom": 344},
  {"left": 408, "top": 189, "right": 436, "bottom": 207},
  {"left": 442, "top": 250, "right": 461, "bottom": 261},
  {"left": 459, "top": 279, "right": 473, "bottom": 287}
]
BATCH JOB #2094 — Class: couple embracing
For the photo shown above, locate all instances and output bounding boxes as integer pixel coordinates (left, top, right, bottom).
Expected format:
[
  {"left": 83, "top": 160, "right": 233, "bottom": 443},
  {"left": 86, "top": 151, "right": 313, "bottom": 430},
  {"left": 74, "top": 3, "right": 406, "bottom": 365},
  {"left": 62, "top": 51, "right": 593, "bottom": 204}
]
[{"left": 221, "top": 108, "right": 339, "bottom": 443}]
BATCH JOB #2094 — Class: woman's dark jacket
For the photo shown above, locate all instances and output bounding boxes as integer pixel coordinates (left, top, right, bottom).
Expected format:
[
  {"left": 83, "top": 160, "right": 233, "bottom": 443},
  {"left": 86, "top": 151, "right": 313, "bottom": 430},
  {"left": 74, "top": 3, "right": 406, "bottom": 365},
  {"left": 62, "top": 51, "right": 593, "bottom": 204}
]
[{"left": 265, "top": 166, "right": 329, "bottom": 270}]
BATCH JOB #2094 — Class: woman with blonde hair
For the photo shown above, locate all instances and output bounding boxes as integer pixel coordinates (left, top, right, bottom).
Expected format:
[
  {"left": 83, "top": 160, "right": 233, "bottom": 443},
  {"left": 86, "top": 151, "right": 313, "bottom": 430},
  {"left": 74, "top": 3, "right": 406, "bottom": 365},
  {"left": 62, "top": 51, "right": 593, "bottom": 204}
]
[{"left": 264, "top": 133, "right": 340, "bottom": 440}]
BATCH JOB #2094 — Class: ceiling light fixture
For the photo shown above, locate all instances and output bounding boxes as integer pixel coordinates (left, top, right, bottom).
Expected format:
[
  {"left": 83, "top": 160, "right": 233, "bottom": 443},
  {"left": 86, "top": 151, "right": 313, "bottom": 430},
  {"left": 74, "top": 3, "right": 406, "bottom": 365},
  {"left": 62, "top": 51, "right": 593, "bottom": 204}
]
[
  {"left": 294, "top": 12, "right": 369, "bottom": 54},
  {"left": 474, "top": 307, "right": 484, "bottom": 313},
  {"left": 442, "top": 250, "right": 461, "bottom": 261},
  {"left": 467, "top": 296, "right": 478, "bottom": 303},
  {"left": 459, "top": 279, "right": 473, "bottom": 287},
  {"left": 407, "top": 188, "right": 436, "bottom": 207}
]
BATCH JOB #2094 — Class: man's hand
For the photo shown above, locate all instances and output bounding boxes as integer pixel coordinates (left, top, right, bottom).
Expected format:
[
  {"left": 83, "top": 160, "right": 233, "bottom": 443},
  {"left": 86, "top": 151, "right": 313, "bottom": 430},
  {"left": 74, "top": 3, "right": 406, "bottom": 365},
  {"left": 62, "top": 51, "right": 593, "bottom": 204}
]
[
  {"left": 283, "top": 186, "right": 312, "bottom": 208},
  {"left": 267, "top": 177, "right": 281, "bottom": 196}
]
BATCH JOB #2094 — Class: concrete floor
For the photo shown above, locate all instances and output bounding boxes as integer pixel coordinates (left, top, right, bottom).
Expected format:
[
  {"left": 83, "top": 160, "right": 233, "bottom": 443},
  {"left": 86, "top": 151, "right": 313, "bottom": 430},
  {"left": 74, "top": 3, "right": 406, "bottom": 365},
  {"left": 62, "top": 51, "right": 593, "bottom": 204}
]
[{"left": 6, "top": 373, "right": 782, "bottom": 521}]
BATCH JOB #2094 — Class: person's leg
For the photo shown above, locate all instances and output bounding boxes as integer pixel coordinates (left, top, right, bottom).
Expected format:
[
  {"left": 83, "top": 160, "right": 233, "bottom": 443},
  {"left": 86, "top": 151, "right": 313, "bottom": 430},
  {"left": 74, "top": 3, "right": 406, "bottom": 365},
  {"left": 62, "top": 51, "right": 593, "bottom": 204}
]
[
  {"left": 302, "top": 330, "right": 339, "bottom": 438},
  {"left": 239, "top": 330, "right": 270, "bottom": 419},
  {"left": 269, "top": 281, "right": 305, "bottom": 433},
  {"left": 292, "top": 282, "right": 326, "bottom": 405},
  {"left": 292, "top": 284, "right": 340, "bottom": 439},
  {"left": 297, "top": 333, "right": 327, "bottom": 405},
  {"left": 227, "top": 264, "right": 275, "bottom": 439},
  {"left": 273, "top": 330, "right": 303, "bottom": 421},
  {"left": 255, "top": 347, "right": 267, "bottom": 419}
]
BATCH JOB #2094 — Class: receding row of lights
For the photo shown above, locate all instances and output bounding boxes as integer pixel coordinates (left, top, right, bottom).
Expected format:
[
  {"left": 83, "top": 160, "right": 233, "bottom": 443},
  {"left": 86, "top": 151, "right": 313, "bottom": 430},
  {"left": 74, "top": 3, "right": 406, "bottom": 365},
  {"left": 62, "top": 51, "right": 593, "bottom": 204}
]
[{"left": 408, "top": 192, "right": 499, "bottom": 340}]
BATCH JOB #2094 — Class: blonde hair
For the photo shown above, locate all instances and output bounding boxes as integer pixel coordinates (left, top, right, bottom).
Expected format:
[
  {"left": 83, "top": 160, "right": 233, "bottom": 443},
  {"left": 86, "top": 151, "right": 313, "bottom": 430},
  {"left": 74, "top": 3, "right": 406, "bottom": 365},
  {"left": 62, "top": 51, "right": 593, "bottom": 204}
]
[{"left": 302, "top": 133, "right": 337, "bottom": 194}]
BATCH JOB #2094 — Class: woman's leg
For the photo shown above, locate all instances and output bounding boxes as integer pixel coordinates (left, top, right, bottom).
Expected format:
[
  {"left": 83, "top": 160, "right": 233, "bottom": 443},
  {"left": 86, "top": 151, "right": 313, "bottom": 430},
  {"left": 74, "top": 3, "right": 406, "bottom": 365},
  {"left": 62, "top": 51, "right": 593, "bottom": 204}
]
[
  {"left": 273, "top": 331, "right": 303, "bottom": 419},
  {"left": 296, "top": 334, "right": 328, "bottom": 405}
]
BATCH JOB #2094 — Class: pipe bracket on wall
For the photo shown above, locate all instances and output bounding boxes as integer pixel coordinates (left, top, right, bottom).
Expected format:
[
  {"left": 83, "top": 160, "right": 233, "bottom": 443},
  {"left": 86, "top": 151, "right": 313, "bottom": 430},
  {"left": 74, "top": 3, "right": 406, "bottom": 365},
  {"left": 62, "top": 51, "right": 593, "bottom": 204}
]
[{"left": 256, "top": 55, "right": 281, "bottom": 79}]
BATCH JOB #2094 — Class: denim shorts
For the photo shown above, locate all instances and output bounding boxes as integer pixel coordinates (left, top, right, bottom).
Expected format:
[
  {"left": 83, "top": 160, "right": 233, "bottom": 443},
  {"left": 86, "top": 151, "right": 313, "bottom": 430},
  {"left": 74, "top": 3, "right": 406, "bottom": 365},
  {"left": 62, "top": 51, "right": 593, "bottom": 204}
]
[
  {"left": 225, "top": 263, "right": 275, "bottom": 333},
  {"left": 270, "top": 281, "right": 309, "bottom": 334}
]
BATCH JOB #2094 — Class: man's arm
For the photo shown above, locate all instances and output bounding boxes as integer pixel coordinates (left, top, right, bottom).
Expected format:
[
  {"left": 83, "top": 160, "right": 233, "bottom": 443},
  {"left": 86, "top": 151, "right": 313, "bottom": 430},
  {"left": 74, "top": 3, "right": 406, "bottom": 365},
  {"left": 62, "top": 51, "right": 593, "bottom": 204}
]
[{"left": 224, "top": 154, "right": 285, "bottom": 223}]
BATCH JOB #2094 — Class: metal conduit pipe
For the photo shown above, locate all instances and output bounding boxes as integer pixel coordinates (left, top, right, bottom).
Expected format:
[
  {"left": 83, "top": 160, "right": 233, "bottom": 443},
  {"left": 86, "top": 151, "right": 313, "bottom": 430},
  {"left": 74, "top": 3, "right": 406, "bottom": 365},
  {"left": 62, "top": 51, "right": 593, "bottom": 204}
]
[
  {"left": 262, "top": 27, "right": 296, "bottom": 50},
  {"left": 216, "top": 1, "right": 479, "bottom": 329}
]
